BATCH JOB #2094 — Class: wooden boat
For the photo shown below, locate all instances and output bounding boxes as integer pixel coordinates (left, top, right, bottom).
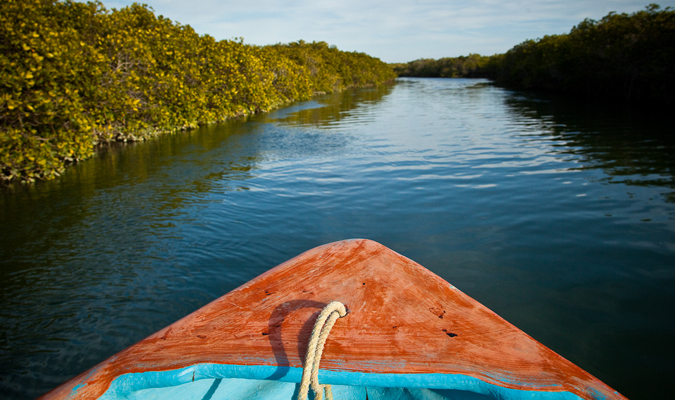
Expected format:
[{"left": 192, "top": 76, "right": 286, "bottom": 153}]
[{"left": 39, "top": 239, "right": 627, "bottom": 400}]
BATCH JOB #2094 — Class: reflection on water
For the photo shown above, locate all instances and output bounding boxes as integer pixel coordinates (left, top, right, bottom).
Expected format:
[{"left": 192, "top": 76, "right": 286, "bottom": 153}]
[
  {"left": 0, "top": 120, "right": 268, "bottom": 399},
  {"left": 1, "top": 78, "right": 673, "bottom": 400},
  {"left": 0, "top": 85, "right": 395, "bottom": 399},
  {"left": 503, "top": 92, "right": 675, "bottom": 203},
  {"left": 269, "top": 85, "right": 394, "bottom": 128}
]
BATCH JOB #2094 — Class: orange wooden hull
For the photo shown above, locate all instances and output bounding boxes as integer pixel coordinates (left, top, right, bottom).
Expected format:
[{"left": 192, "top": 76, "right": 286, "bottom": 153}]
[{"left": 39, "top": 239, "right": 627, "bottom": 400}]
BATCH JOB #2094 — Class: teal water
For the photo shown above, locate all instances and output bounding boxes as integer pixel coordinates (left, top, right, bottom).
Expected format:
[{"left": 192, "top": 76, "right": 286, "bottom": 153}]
[{"left": 1, "top": 78, "right": 674, "bottom": 399}]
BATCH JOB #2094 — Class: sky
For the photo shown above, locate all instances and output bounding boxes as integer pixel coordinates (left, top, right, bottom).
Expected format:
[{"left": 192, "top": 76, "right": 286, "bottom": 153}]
[{"left": 97, "top": 0, "right": 675, "bottom": 63}]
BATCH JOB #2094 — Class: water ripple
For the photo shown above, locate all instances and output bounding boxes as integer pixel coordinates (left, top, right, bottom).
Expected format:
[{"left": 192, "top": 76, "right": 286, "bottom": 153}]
[{"left": 1, "top": 79, "right": 674, "bottom": 399}]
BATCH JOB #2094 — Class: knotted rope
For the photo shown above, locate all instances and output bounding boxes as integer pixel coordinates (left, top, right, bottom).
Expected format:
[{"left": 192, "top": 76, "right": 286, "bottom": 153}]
[{"left": 297, "top": 301, "right": 347, "bottom": 400}]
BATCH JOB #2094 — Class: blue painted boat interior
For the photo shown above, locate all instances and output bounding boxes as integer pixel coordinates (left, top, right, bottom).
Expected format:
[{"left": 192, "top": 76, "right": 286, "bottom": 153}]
[
  {"left": 96, "top": 364, "right": 589, "bottom": 400},
  {"left": 120, "top": 378, "right": 496, "bottom": 400}
]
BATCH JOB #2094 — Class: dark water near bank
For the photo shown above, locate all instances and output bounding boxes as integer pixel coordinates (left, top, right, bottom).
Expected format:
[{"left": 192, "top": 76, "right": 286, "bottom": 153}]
[{"left": 1, "top": 78, "right": 674, "bottom": 399}]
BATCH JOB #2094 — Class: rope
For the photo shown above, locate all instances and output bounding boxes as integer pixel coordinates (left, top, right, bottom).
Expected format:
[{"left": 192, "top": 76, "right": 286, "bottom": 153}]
[{"left": 297, "top": 301, "right": 347, "bottom": 400}]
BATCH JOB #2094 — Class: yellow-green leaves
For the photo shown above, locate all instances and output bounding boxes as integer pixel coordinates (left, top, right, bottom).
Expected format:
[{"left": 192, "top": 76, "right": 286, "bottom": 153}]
[{"left": 1, "top": 0, "right": 395, "bottom": 184}]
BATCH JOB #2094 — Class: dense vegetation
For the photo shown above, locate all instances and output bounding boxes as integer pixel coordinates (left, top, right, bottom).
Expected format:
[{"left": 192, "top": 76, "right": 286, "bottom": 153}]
[
  {"left": 491, "top": 4, "right": 675, "bottom": 103},
  {"left": 0, "top": 0, "right": 395, "bottom": 184},
  {"left": 394, "top": 5, "right": 674, "bottom": 105},
  {"left": 391, "top": 54, "right": 490, "bottom": 78}
]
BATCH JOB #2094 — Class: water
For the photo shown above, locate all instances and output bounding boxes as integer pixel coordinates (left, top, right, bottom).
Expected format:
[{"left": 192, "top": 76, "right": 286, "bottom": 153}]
[{"left": 1, "top": 78, "right": 674, "bottom": 399}]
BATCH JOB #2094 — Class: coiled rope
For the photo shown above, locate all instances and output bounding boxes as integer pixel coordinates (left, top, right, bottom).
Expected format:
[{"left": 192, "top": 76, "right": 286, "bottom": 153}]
[{"left": 297, "top": 301, "right": 347, "bottom": 400}]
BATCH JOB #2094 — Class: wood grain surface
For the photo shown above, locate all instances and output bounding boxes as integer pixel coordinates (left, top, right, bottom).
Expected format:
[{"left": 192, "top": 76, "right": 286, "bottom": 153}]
[{"left": 39, "top": 239, "right": 627, "bottom": 400}]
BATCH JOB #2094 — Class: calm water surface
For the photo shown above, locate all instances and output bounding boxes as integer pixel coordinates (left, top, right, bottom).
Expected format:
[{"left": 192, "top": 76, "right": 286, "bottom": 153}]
[{"left": 1, "top": 78, "right": 674, "bottom": 399}]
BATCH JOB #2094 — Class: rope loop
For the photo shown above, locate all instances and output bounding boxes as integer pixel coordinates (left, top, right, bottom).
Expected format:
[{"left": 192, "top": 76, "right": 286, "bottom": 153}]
[{"left": 297, "top": 301, "right": 347, "bottom": 400}]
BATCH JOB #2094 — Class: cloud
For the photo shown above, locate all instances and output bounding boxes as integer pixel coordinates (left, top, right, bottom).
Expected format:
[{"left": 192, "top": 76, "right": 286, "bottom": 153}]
[{"left": 98, "top": 0, "right": 674, "bottom": 62}]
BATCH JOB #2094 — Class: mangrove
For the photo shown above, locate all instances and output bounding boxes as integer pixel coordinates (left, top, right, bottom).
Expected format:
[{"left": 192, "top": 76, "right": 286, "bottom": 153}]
[
  {"left": 392, "top": 4, "right": 675, "bottom": 106},
  {"left": 0, "top": 0, "right": 396, "bottom": 184}
]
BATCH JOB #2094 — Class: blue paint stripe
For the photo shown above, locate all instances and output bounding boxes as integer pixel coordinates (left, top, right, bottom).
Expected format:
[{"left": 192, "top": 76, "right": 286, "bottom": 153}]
[{"left": 95, "top": 363, "right": 612, "bottom": 400}]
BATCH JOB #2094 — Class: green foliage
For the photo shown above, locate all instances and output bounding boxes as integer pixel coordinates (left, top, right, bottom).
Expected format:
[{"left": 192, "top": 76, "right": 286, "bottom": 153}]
[
  {"left": 489, "top": 4, "right": 675, "bottom": 103},
  {"left": 391, "top": 54, "right": 491, "bottom": 78},
  {"left": 393, "top": 5, "right": 674, "bottom": 108},
  {"left": 271, "top": 40, "right": 396, "bottom": 93},
  {"left": 1, "top": 0, "right": 104, "bottom": 183},
  {"left": 0, "top": 0, "right": 395, "bottom": 184}
]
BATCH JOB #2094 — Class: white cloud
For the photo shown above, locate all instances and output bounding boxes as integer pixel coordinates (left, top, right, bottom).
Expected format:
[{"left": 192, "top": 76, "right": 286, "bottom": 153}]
[{"left": 98, "top": 0, "right": 674, "bottom": 62}]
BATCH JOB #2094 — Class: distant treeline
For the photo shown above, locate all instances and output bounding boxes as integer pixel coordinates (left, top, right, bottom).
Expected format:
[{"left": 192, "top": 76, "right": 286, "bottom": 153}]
[
  {"left": 0, "top": 0, "right": 395, "bottom": 184},
  {"left": 391, "top": 54, "right": 490, "bottom": 78},
  {"left": 393, "top": 4, "right": 675, "bottom": 104}
]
